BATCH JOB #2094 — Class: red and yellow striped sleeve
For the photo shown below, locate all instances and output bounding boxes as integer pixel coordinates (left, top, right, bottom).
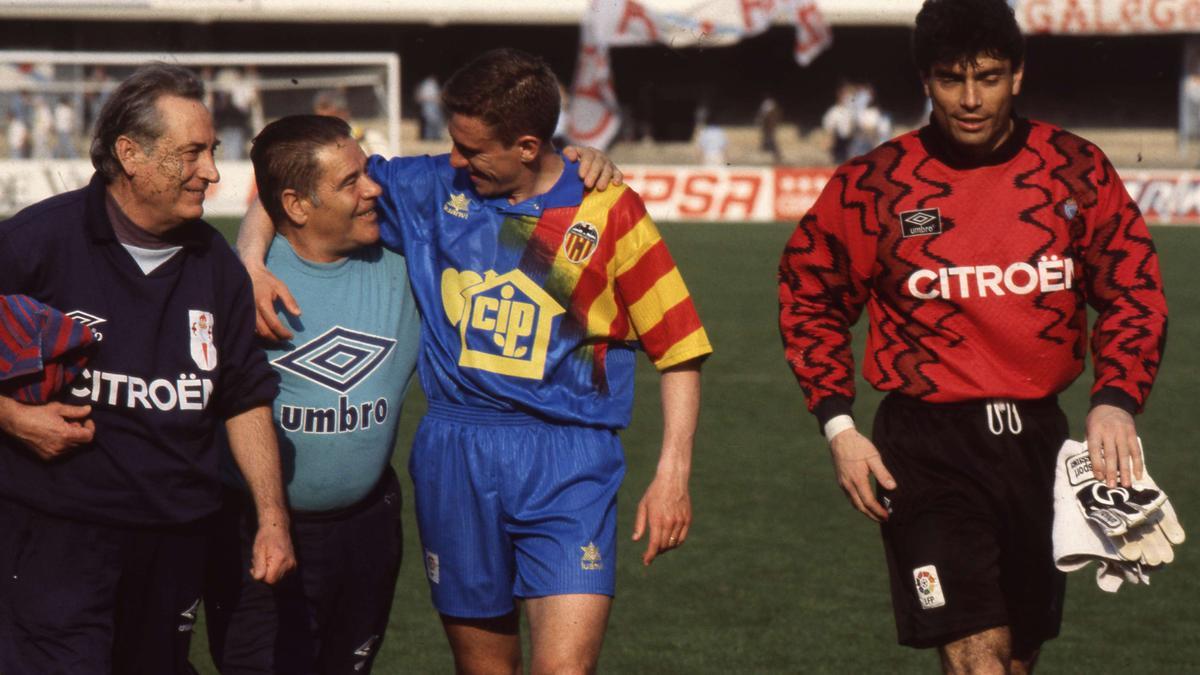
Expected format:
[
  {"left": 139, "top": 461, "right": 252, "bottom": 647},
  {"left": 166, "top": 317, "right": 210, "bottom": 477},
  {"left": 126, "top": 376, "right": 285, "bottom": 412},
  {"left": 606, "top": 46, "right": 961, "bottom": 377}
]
[{"left": 608, "top": 188, "right": 712, "bottom": 370}]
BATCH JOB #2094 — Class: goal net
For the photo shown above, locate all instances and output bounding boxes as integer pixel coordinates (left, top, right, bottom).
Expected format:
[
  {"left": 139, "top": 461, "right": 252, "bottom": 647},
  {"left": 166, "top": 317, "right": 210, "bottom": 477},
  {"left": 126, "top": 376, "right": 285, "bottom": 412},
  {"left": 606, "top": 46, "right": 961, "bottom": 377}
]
[{"left": 0, "top": 50, "right": 400, "bottom": 216}]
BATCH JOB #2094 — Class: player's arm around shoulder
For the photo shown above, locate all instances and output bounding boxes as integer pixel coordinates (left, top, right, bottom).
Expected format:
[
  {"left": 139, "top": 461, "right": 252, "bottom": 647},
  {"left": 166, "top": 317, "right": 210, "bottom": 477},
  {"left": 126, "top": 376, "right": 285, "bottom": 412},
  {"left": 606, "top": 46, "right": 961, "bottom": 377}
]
[
  {"left": 633, "top": 358, "right": 704, "bottom": 566},
  {"left": 562, "top": 145, "right": 623, "bottom": 191},
  {"left": 236, "top": 199, "right": 301, "bottom": 341}
]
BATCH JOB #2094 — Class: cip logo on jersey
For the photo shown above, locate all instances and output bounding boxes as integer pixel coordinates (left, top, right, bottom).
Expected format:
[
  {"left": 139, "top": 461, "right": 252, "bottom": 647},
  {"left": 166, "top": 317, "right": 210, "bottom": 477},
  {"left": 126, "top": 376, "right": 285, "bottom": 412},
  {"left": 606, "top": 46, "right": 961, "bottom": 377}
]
[
  {"left": 441, "top": 268, "right": 565, "bottom": 380},
  {"left": 189, "top": 310, "right": 217, "bottom": 371}
]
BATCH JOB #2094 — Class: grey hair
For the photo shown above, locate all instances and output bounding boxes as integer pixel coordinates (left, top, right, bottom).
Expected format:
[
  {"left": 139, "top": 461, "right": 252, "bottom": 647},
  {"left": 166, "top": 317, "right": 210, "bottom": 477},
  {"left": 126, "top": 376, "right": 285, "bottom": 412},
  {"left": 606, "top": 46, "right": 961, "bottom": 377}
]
[{"left": 89, "top": 62, "right": 205, "bottom": 182}]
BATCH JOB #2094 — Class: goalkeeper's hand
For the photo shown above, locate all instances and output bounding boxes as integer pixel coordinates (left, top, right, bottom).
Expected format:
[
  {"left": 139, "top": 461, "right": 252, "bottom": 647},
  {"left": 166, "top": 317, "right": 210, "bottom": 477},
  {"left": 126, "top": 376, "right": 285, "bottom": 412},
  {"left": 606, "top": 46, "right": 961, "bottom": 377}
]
[
  {"left": 1068, "top": 448, "right": 1165, "bottom": 537},
  {"left": 829, "top": 428, "right": 896, "bottom": 523}
]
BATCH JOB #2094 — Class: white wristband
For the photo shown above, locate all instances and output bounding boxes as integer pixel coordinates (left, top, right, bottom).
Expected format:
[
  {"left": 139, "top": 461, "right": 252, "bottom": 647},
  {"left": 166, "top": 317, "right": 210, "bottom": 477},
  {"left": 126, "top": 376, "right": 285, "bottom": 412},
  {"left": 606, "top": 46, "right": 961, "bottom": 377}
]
[{"left": 824, "top": 414, "right": 856, "bottom": 441}]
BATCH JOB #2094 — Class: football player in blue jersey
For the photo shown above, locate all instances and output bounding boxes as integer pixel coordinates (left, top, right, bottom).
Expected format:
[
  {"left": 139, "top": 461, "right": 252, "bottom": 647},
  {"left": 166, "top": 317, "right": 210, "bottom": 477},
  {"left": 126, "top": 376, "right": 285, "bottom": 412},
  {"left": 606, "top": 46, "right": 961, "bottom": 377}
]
[{"left": 236, "top": 49, "right": 710, "bottom": 675}]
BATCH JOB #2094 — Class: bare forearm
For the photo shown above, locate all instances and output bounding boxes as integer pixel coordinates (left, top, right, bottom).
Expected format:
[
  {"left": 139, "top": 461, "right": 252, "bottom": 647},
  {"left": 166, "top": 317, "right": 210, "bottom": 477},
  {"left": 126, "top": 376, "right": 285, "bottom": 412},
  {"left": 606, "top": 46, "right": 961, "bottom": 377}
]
[
  {"left": 0, "top": 395, "right": 20, "bottom": 435},
  {"left": 658, "top": 361, "right": 701, "bottom": 476},
  {"left": 225, "top": 405, "right": 289, "bottom": 527},
  {"left": 236, "top": 198, "right": 275, "bottom": 268}
]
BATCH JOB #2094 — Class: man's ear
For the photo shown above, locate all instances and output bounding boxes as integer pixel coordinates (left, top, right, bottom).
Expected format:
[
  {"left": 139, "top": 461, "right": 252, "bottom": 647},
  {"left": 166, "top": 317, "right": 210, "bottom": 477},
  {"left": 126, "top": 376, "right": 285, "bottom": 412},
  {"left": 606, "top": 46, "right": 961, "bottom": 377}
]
[
  {"left": 280, "top": 189, "right": 310, "bottom": 226},
  {"left": 114, "top": 135, "right": 144, "bottom": 177},
  {"left": 515, "top": 134, "right": 542, "bottom": 163}
]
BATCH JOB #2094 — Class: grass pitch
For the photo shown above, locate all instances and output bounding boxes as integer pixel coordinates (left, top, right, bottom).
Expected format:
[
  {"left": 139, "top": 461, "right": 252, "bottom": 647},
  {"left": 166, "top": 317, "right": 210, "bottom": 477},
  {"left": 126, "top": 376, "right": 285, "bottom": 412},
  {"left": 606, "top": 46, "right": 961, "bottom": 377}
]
[{"left": 193, "top": 221, "right": 1200, "bottom": 673}]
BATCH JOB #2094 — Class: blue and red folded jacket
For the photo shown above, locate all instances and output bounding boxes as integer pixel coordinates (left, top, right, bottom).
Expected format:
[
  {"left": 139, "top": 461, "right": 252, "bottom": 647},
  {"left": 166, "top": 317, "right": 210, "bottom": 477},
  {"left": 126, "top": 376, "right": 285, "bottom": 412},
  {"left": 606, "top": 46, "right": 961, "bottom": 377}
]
[{"left": 0, "top": 294, "right": 95, "bottom": 403}]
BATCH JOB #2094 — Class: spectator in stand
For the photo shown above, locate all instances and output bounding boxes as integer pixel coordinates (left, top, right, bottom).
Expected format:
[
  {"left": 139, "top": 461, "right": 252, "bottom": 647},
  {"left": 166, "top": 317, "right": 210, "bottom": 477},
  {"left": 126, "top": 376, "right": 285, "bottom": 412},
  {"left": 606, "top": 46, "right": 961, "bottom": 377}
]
[
  {"left": 5, "top": 110, "right": 28, "bottom": 159},
  {"left": 53, "top": 96, "right": 77, "bottom": 159},
  {"left": 213, "top": 68, "right": 255, "bottom": 160},
  {"left": 30, "top": 95, "right": 53, "bottom": 160},
  {"left": 757, "top": 96, "right": 783, "bottom": 165},
  {"left": 822, "top": 81, "right": 856, "bottom": 164},
  {"left": 846, "top": 83, "right": 892, "bottom": 158},
  {"left": 415, "top": 74, "right": 444, "bottom": 141},
  {"left": 694, "top": 103, "right": 727, "bottom": 166},
  {"left": 313, "top": 87, "right": 387, "bottom": 156},
  {"left": 696, "top": 123, "right": 728, "bottom": 167},
  {"left": 84, "top": 66, "right": 114, "bottom": 134}
]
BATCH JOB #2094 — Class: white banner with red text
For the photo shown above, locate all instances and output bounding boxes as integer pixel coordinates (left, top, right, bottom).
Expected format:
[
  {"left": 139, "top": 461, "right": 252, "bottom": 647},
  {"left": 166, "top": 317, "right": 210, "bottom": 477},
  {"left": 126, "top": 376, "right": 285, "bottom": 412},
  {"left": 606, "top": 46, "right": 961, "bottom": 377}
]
[
  {"left": 1017, "top": 0, "right": 1200, "bottom": 34},
  {"left": 1, "top": 160, "right": 1198, "bottom": 225},
  {"left": 569, "top": 0, "right": 831, "bottom": 148}
]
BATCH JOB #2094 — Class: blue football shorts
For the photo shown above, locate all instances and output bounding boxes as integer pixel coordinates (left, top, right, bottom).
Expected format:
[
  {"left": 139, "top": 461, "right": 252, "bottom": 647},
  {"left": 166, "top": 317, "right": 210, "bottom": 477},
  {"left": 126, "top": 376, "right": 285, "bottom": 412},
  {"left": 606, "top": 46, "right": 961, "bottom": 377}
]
[{"left": 409, "top": 400, "right": 625, "bottom": 619}]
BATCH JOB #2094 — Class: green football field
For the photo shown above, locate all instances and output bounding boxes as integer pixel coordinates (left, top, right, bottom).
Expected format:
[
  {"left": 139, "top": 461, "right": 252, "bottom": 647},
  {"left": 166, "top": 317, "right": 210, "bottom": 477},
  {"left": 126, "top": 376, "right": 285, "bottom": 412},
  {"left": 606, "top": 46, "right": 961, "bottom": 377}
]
[{"left": 192, "top": 220, "right": 1200, "bottom": 673}]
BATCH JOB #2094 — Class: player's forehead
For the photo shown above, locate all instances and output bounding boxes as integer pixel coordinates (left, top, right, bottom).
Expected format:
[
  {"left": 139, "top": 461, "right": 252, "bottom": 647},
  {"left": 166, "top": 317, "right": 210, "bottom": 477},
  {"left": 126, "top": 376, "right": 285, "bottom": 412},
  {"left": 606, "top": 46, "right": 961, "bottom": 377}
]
[
  {"left": 152, "top": 94, "right": 214, "bottom": 148},
  {"left": 930, "top": 53, "right": 1013, "bottom": 77},
  {"left": 448, "top": 113, "right": 502, "bottom": 149},
  {"left": 315, "top": 137, "right": 367, "bottom": 184}
]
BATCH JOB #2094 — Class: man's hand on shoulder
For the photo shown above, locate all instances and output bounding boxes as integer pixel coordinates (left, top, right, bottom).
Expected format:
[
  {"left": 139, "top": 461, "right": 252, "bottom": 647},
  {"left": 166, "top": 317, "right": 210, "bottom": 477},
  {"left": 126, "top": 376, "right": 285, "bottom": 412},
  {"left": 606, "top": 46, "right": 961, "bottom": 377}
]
[
  {"left": 563, "top": 145, "right": 623, "bottom": 191},
  {"left": 250, "top": 507, "right": 296, "bottom": 585},
  {"left": 245, "top": 262, "right": 301, "bottom": 341},
  {"left": 0, "top": 396, "right": 94, "bottom": 460},
  {"left": 829, "top": 428, "right": 896, "bottom": 523},
  {"left": 1085, "top": 404, "right": 1141, "bottom": 488}
]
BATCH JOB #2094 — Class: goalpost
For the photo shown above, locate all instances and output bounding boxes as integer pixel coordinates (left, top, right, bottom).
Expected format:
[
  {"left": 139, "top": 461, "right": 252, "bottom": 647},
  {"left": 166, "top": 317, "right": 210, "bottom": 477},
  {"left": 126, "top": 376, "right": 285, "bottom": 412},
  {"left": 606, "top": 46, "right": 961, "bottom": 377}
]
[{"left": 0, "top": 50, "right": 400, "bottom": 216}]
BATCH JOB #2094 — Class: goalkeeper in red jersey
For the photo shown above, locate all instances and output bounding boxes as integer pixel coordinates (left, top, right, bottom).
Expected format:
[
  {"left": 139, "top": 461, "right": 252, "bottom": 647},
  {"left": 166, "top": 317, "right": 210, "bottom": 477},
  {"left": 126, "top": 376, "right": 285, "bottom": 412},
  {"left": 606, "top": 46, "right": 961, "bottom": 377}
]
[{"left": 778, "top": 0, "right": 1167, "bottom": 672}]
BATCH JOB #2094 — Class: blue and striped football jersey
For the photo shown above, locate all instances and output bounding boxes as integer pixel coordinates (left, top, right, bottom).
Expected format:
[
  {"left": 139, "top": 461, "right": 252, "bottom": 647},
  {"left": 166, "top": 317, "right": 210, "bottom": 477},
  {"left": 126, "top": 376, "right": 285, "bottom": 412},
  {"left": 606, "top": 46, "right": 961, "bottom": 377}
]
[{"left": 368, "top": 154, "right": 711, "bottom": 430}]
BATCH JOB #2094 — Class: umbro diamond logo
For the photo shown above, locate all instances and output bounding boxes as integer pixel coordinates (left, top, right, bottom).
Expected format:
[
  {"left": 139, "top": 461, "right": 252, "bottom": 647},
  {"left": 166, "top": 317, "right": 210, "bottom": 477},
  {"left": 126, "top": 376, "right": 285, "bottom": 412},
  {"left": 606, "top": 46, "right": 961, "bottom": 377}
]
[
  {"left": 65, "top": 310, "right": 106, "bottom": 340},
  {"left": 65, "top": 310, "right": 105, "bottom": 327},
  {"left": 899, "top": 208, "right": 943, "bottom": 238},
  {"left": 272, "top": 326, "right": 396, "bottom": 394}
]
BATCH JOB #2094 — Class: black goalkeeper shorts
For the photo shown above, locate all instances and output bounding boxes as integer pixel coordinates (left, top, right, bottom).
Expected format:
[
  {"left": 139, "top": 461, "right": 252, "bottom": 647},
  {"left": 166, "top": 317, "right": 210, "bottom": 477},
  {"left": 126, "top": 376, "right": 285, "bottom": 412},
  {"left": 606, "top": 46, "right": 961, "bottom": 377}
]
[{"left": 873, "top": 393, "right": 1068, "bottom": 658}]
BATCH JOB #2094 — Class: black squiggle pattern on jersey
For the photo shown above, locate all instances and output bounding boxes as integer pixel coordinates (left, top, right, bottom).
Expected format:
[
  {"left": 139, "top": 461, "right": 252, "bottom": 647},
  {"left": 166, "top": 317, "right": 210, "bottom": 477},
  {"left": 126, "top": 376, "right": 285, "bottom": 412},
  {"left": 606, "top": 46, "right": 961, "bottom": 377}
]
[
  {"left": 1013, "top": 149, "right": 1071, "bottom": 347},
  {"left": 780, "top": 119, "right": 1166, "bottom": 417}
]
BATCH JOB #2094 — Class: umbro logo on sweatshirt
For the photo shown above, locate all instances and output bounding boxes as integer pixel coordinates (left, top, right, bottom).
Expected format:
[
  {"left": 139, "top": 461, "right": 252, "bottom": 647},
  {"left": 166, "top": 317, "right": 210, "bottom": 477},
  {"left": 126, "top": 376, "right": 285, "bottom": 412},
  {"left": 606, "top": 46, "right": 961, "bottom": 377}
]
[{"left": 271, "top": 326, "right": 396, "bottom": 395}]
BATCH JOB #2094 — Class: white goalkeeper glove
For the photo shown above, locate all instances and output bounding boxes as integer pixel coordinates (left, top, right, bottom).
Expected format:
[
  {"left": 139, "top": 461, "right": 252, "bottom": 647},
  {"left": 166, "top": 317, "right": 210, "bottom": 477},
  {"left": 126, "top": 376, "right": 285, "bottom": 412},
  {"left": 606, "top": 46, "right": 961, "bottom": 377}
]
[
  {"left": 1066, "top": 445, "right": 1166, "bottom": 537},
  {"left": 1113, "top": 479, "right": 1186, "bottom": 567}
]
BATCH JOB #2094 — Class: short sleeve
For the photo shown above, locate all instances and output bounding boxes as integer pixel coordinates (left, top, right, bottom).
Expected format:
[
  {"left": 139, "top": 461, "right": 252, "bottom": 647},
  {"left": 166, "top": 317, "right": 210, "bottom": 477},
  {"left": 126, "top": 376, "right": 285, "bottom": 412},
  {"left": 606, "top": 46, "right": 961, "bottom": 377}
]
[{"left": 367, "top": 154, "right": 443, "bottom": 254}]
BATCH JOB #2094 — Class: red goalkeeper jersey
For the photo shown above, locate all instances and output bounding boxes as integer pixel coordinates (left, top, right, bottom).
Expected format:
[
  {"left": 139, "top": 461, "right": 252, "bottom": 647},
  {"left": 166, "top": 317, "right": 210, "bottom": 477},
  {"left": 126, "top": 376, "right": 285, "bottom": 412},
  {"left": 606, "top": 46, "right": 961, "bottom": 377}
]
[{"left": 778, "top": 118, "right": 1167, "bottom": 425}]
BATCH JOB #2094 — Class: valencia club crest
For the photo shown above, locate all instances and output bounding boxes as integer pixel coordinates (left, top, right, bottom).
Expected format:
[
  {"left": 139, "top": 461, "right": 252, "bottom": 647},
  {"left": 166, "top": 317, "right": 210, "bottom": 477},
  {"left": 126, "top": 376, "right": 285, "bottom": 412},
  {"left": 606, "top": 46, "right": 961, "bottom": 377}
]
[{"left": 562, "top": 221, "right": 600, "bottom": 264}]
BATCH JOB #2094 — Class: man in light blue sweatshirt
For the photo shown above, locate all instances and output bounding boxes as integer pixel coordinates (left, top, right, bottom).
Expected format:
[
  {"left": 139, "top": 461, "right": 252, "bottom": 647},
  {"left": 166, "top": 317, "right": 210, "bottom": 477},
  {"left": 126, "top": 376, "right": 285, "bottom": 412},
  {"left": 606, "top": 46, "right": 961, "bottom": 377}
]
[{"left": 204, "top": 114, "right": 420, "bottom": 675}]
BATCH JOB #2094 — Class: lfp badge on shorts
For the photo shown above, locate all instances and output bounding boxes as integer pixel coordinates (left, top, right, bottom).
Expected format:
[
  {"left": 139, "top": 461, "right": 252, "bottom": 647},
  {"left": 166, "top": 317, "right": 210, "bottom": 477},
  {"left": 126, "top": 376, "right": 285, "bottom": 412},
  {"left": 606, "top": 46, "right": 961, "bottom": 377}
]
[
  {"left": 189, "top": 310, "right": 218, "bottom": 371},
  {"left": 913, "top": 564, "right": 946, "bottom": 609}
]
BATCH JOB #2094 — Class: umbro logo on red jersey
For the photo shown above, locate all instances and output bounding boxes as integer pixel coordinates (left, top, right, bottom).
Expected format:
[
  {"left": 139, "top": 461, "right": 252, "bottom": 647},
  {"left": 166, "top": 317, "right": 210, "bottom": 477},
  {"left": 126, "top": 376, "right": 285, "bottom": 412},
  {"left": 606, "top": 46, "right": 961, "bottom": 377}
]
[{"left": 900, "top": 208, "right": 943, "bottom": 238}]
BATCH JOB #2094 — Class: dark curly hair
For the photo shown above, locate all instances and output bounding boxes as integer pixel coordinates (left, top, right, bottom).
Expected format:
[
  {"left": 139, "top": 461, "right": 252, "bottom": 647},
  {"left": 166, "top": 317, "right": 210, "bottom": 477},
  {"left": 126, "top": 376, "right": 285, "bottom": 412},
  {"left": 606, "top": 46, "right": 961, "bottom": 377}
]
[
  {"left": 442, "top": 48, "right": 560, "bottom": 146},
  {"left": 912, "top": 0, "right": 1025, "bottom": 76}
]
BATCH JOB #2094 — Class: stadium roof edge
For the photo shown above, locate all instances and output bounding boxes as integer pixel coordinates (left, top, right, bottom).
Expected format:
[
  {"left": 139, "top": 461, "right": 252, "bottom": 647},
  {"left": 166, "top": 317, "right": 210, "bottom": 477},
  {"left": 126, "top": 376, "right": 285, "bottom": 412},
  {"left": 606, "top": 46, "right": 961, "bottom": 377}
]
[{"left": 0, "top": 0, "right": 923, "bottom": 27}]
